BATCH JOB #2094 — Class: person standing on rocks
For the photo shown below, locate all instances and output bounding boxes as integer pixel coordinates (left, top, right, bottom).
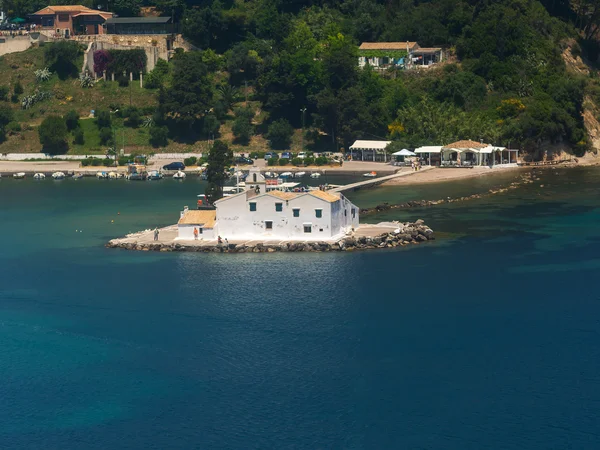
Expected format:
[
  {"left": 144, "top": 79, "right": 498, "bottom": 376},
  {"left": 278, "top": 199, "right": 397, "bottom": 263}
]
[
  {"left": 154, "top": 228, "right": 159, "bottom": 241},
  {"left": 193, "top": 228, "right": 199, "bottom": 240}
]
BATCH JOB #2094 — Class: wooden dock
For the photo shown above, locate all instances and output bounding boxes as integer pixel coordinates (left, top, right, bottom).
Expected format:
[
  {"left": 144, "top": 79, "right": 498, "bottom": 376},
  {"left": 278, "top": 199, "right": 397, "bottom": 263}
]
[{"left": 330, "top": 166, "right": 432, "bottom": 193}]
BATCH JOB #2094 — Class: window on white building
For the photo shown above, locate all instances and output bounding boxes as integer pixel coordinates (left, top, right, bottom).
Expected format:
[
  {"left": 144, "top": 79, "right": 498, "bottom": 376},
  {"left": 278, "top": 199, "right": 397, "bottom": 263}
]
[
  {"left": 315, "top": 209, "right": 322, "bottom": 218},
  {"left": 352, "top": 208, "right": 356, "bottom": 218},
  {"left": 275, "top": 203, "right": 283, "bottom": 212},
  {"left": 249, "top": 202, "right": 257, "bottom": 211},
  {"left": 303, "top": 224, "right": 312, "bottom": 233},
  {"left": 265, "top": 221, "right": 273, "bottom": 229}
]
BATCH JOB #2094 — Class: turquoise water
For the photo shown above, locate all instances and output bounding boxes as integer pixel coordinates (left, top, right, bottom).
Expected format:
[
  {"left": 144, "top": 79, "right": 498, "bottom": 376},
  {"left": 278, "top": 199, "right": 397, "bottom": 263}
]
[{"left": 2, "top": 168, "right": 600, "bottom": 448}]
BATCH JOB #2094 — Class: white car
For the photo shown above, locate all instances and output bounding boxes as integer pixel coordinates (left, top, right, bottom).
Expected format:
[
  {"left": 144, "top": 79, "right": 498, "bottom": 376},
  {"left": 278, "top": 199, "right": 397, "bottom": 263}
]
[{"left": 297, "top": 152, "right": 307, "bottom": 159}]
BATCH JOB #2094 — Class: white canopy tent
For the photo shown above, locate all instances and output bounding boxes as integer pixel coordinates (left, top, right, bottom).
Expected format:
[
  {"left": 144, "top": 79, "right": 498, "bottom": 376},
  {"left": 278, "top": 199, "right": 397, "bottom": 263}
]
[
  {"left": 440, "top": 141, "right": 519, "bottom": 167},
  {"left": 392, "top": 149, "right": 416, "bottom": 156},
  {"left": 349, "top": 140, "right": 392, "bottom": 162}
]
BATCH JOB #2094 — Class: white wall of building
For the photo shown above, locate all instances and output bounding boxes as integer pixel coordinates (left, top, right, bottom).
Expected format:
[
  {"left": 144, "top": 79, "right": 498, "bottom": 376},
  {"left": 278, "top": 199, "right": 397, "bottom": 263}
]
[
  {"left": 177, "top": 224, "right": 216, "bottom": 241},
  {"left": 215, "top": 191, "right": 359, "bottom": 241}
]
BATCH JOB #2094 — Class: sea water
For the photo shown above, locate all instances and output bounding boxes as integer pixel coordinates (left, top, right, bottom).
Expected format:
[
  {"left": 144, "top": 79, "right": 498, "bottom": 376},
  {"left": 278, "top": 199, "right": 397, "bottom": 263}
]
[{"left": 1, "top": 168, "right": 600, "bottom": 449}]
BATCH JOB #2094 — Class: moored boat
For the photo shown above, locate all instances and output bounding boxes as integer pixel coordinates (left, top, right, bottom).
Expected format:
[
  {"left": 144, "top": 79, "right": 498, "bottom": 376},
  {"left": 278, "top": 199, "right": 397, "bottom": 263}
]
[
  {"left": 52, "top": 171, "right": 65, "bottom": 180},
  {"left": 96, "top": 171, "right": 109, "bottom": 179},
  {"left": 363, "top": 171, "right": 377, "bottom": 177},
  {"left": 280, "top": 172, "right": 293, "bottom": 178},
  {"left": 310, "top": 172, "right": 321, "bottom": 178},
  {"left": 13, "top": 172, "right": 25, "bottom": 179},
  {"left": 148, "top": 170, "right": 163, "bottom": 180},
  {"left": 173, "top": 171, "right": 186, "bottom": 180},
  {"left": 33, "top": 173, "right": 46, "bottom": 180},
  {"left": 294, "top": 171, "right": 306, "bottom": 178}
]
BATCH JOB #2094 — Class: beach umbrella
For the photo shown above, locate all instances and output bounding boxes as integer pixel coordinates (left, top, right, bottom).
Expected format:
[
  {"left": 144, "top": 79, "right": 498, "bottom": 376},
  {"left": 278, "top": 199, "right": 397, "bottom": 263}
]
[{"left": 392, "top": 149, "right": 416, "bottom": 156}]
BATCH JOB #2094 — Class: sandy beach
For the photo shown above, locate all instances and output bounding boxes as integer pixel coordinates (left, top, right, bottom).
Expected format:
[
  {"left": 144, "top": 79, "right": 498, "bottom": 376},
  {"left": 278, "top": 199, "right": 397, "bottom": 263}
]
[{"left": 382, "top": 165, "right": 528, "bottom": 185}]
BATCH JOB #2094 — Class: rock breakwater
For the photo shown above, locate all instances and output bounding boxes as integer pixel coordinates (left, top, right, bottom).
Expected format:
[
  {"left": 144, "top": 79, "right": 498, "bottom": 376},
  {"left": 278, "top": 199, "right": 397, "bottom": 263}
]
[{"left": 106, "top": 221, "right": 435, "bottom": 253}]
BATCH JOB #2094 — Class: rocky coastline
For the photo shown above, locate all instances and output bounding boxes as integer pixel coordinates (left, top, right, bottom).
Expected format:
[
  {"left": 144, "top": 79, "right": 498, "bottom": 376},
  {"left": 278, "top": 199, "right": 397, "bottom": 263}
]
[
  {"left": 361, "top": 170, "right": 539, "bottom": 214},
  {"left": 106, "top": 220, "right": 435, "bottom": 253}
]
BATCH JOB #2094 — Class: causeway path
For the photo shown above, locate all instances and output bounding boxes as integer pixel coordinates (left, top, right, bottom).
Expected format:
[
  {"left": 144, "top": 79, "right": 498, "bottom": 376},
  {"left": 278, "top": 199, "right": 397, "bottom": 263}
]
[{"left": 330, "top": 166, "right": 432, "bottom": 193}]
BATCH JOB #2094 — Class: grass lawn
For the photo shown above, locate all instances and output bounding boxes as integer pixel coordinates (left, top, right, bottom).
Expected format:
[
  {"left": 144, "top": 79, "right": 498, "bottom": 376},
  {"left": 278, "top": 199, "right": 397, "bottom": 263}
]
[{"left": 68, "top": 118, "right": 152, "bottom": 155}]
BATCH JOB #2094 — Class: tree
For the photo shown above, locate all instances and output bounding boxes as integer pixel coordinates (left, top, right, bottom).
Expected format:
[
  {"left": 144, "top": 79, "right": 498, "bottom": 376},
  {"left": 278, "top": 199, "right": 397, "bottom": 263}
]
[
  {"left": 99, "top": 127, "right": 114, "bottom": 146},
  {"left": 144, "top": 58, "right": 170, "bottom": 89},
  {"left": 73, "top": 128, "right": 85, "bottom": 145},
  {"left": 0, "top": 86, "right": 8, "bottom": 102},
  {"left": 267, "top": 118, "right": 294, "bottom": 149},
  {"left": 0, "top": 104, "right": 14, "bottom": 143},
  {"left": 149, "top": 125, "right": 169, "bottom": 147},
  {"left": 232, "top": 107, "right": 254, "bottom": 144},
  {"left": 112, "top": 0, "right": 141, "bottom": 17},
  {"left": 44, "top": 41, "right": 81, "bottom": 80},
  {"left": 95, "top": 109, "right": 111, "bottom": 129},
  {"left": 158, "top": 51, "right": 214, "bottom": 135},
  {"left": 126, "top": 110, "right": 141, "bottom": 128},
  {"left": 39, "top": 115, "right": 68, "bottom": 155},
  {"left": 205, "top": 140, "right": 233, "bottom": 202},
  {"left": 64, "top": 110, "right": 80, "bottom": 131}
]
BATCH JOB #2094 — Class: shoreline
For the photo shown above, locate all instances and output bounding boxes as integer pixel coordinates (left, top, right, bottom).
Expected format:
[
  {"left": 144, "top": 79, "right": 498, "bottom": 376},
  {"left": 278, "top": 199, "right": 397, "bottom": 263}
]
[{"left": 106, "top": 221, "right": 435, "bottom": 253}]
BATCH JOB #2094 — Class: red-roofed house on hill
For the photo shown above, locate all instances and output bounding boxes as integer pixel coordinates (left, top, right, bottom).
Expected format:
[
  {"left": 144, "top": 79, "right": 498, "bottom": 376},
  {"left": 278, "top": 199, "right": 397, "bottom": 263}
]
[{"left": 30, "top": 5, "right": 114, "bottom": 37}]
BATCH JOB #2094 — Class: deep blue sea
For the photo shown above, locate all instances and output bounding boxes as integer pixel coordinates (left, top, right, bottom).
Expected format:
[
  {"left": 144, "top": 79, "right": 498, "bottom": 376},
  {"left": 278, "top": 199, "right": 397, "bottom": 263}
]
[{"left": 2, "top": 168, "right": 600, "bottom": 449}]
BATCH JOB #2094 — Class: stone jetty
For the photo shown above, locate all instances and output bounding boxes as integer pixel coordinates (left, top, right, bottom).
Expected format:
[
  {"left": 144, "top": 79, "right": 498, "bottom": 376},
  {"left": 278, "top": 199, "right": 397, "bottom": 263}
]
[{"left": 106, "top": 221, "right": 435, "bottom": 253}]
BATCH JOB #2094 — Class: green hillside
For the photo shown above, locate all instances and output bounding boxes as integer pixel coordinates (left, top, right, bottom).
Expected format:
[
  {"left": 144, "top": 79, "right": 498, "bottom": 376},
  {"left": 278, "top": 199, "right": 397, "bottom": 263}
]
[{"left": 1, "top": 0, "right": 600, "bottom": 157}]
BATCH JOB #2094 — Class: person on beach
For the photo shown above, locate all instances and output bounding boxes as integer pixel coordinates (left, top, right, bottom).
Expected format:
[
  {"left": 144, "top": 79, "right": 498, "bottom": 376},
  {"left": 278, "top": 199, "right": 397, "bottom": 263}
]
[
  {"left": 154, "top": 228, "right": 159, "bottom": 241},
  {"left": 193, "top": 228, "right": 199, "bottom": 240},
  {"left": 225, "top": 238, "right": 229, "bottom": 246},
  {"left": 218, "top": 236, "right": 223, "bottom": 245}
]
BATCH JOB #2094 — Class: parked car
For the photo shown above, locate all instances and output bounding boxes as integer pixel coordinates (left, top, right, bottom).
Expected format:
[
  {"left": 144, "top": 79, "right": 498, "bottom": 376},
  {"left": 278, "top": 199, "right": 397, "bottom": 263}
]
[
  {"left": 281, "top": 152, "right": 292, "bottom": 159},
  {"left": 264, "top": 152, "right": 276, "bottom": 160},
  {"left": 234, "top": 156, "right": 254, "bottom": 165},
  {"left": 297, "top": 152, "right": 308, "bottom": 159},
  {"left": 162, "top": 162, "right": 185, "bottom": 171}
]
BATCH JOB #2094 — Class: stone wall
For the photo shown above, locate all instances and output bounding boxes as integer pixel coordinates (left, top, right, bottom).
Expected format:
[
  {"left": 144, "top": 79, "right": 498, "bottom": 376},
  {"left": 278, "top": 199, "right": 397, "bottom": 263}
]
[
  {"left": 0, "top": 35, "right": 32, "bottom": 56},
  {"left": 75, "top": 34, "right": 195, "bottom": 72}
]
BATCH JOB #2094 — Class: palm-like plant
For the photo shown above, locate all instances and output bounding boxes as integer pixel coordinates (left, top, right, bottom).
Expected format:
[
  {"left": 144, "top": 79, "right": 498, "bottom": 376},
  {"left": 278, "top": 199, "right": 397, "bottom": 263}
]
[
  {"left": 34, "top": 67, "right": 52, "bottom": 82},
  {"left": 218, "top": 85, "right": 240, "bottom": 112}
]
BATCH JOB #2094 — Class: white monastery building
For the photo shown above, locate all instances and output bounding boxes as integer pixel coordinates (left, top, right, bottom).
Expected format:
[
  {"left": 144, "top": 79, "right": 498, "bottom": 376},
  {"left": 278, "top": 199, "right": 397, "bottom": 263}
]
[{"left": 177, "top": 168, "right": 359, "bottom": 242}]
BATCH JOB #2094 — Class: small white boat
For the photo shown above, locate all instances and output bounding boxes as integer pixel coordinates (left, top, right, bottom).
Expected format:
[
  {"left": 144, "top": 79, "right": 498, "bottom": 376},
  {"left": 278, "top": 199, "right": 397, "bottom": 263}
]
[
  {"left": 310, "top": 172, "right": 321, "bottom": 178},
  {"left": 264, "top": 171, "right": 274, "bottom": 178},
  {"left": 363, "top": 171, "right": 377, "bottom": 177},
  {"left": 33, "top": 173, "right": 46, "bottom": 180},
  {"left": 148, "top": 170, "right": 163, "bottom": 180},
  {"left": 280, "top": 172, "right": 293, "bottom": 178},
  {"left": 294, "top": 171, "right": 306, "bottom": 178},
  {"left": 52, "top": 171, "right": 65, "bottom": 180},
  {"left": 72, "top": 173, "right": 84, "bottom": 180},
  {"left": 13, "top": 172, "right": 25, "bottom": 179},
  {"left": 108, "top": 171, "right": 119, "bottom": 179},
  {"left": 96, "top": 171, "right": 108, "bottom": 179},
  {"left": 173, "top": 170, "right": 186, "bottom": 180}
]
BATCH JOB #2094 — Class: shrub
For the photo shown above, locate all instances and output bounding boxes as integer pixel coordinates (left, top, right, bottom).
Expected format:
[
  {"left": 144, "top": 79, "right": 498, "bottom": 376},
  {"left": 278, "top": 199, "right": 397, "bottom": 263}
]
[
  {"left": 102, "top": 158, "right": 113, "bottom": 166},
  {"left": 73, "top": 128, "right": 84, "bottom": 145},
  {"left": 304, "top": 156, "right": 315, "bottom": 166},
  {"left": 118, "top": 155, "right": 131, "bottom": 166},
  {"left": 34, "top": 67, "right": 52, "bottom": 82},
  {"left": 44, "top": 41, "right": 81, "bottom": 79},
  {"left": 202, "top": 114, "right": 220, "bottom": 137},
  {"left": 79, "top": 72, "right": 95, "bottom": 88},
  {"left": 278, "top": 158, "right": 288, "bottom": 166},
  {"left": 267, "top": 158, "right": 277, "bottom": 166},
  {"left": 249, "top": 151, "right": 265, "bottom": 159},
  {"left": 6, "top": 121, "right": 22, "bottom": 134},
  {"left": 291, "top": 157, "right": 303, "bottom": 166},
  {"left": 95, "top": 109, "right": 111, "bottom": 128},
  {"left": 126, "top": 110, "right": 141, "bottom": 128},
  {"left": 91, "top": 157, "right": 103, "bottom": 166},
  {"left": 232, "top": 118, "right": 253, "bottom": 144},
  {"left": 10, "top": 93, "right": 19, "bottom": 103},
  {"left": 315, "top": 156, "right": 328, "bottom": 166},
  {"left": 184, "top": 156, "right": 198, "bottom": 166},
  {"left": 0, "top": 85, "right": 8, "bottom": 101},
  {"left": 13, "top": 81, "right": 23, "bottom": 96},
  {"left": 99, "top": 127, "right": 113, "bottom": 145},
  {"left": 64, "top": 110, "right": 80, "bottom": 131},
  {"left": 38, "top": 115, "right": 68, "bottom": 155},
  {"left": 266, "top": 119, "right": 294, "bottom": 150},
  {"left": 149, "top": 125, "right": 168, "bottom": 147},
  {"left": 117, "top": 75, "right": 129, "bottom": 87}
]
